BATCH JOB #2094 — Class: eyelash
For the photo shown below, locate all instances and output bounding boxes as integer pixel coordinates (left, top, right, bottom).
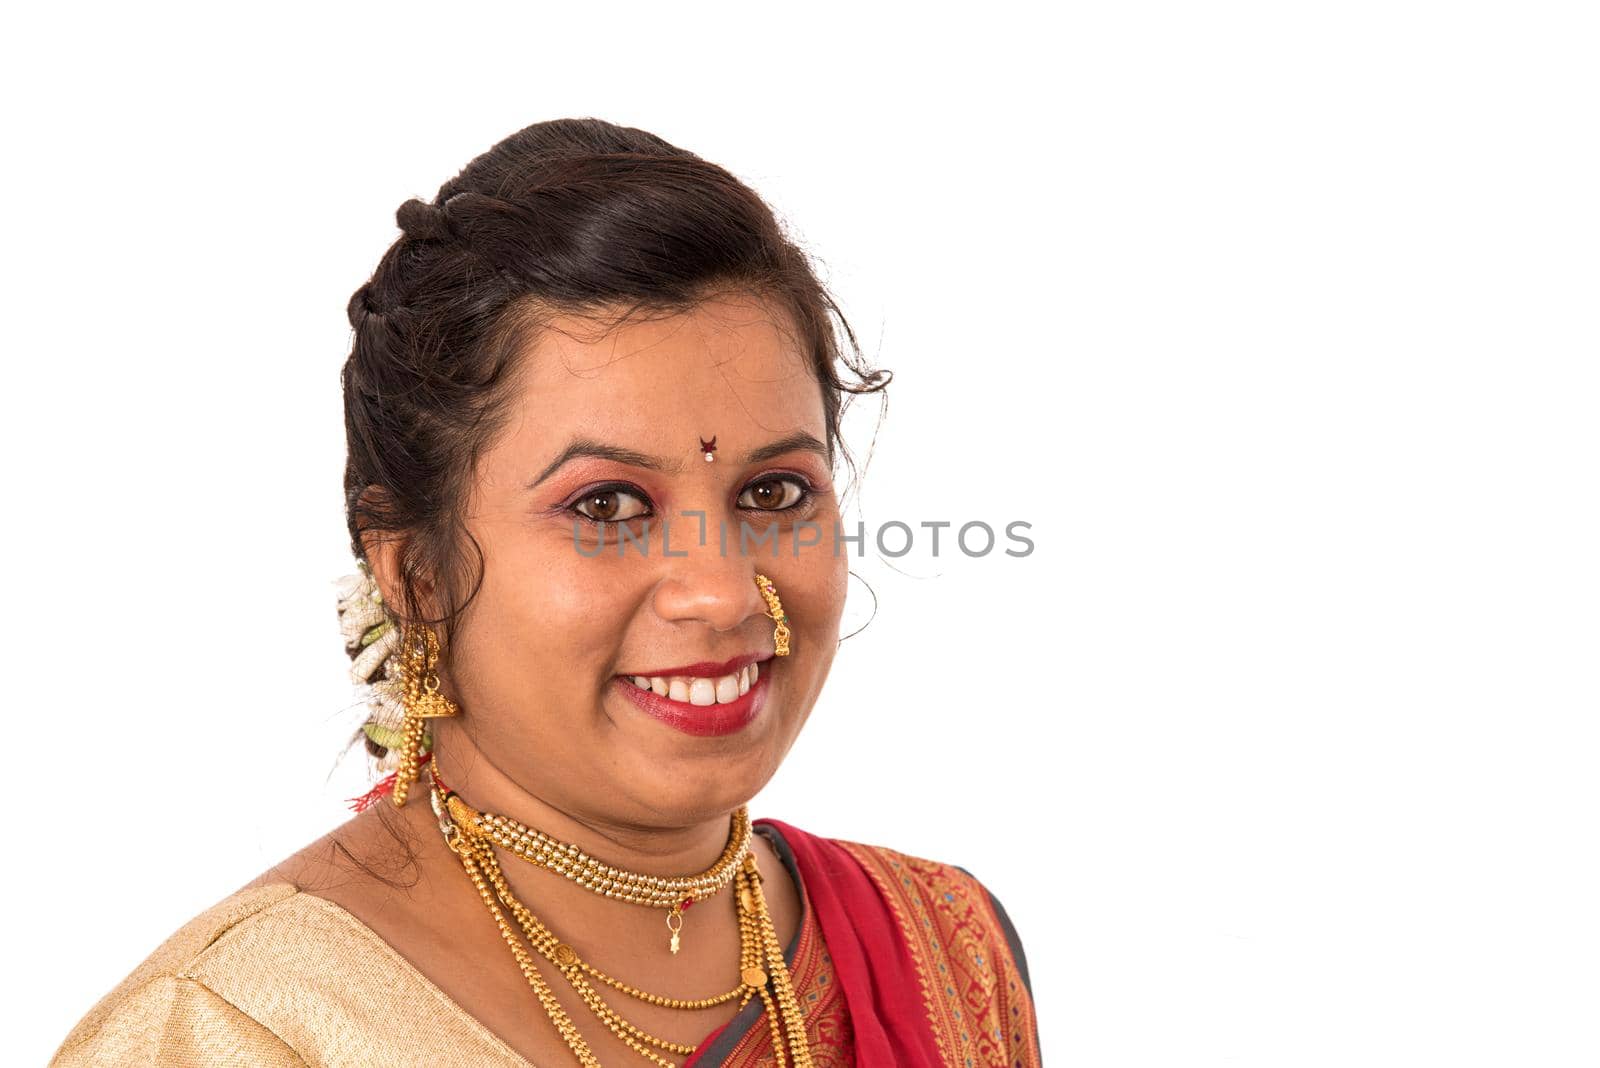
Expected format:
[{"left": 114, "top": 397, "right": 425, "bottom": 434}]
[{"left": 563, "top": 474, "right": 817, "bottom": 526}]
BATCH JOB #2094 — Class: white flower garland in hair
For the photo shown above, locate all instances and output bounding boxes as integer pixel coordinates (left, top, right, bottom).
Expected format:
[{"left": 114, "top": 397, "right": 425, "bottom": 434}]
[{"left": 334, "top": 560, "right": 416, "bottom": 774}]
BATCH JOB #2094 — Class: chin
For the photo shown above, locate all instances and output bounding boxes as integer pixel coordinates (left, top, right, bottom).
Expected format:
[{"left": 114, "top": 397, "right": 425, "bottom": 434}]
[{"left": 642, "top": 773, "right": 769, "bottom": 827}]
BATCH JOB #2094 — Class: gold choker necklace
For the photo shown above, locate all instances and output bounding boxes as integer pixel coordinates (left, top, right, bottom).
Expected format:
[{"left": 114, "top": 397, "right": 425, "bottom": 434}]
[
  {"left": 440, "top": 791, "right": 752, "bottom": 955},
  {"left": 429, "top": 773, "right": 814, "bottom": 1066}
]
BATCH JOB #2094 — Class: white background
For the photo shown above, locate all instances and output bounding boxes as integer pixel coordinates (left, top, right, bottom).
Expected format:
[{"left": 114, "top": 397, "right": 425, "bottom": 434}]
[{"left": 6, "top": 3, "right": 1597, "bottom": 1065}]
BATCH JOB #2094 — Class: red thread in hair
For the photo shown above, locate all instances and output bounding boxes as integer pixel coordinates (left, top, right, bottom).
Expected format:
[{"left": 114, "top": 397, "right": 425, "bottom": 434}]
[{"left": 346, "top": 774, "right": 395, "bottom": 813}]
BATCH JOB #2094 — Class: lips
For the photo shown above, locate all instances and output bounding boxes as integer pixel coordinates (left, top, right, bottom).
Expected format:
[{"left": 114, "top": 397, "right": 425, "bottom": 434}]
[
  {"left": 623, "top": 661, "right": 760, "bottom": 706},
  {"left": 624, "top": 653, "right": 765, "bottom": 679},
  {"left": 613, "top": 658, "right": 770, "bottom": 737}
]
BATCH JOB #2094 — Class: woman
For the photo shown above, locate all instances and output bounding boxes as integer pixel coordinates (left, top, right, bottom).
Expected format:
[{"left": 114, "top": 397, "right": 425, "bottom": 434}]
[{"left": 51, "top": 118, "right": 1043, "bottom": 1067}]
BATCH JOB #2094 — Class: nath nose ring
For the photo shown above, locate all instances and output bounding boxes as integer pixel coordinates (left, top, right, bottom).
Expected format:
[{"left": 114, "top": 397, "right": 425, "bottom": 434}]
[{"left": 754, "top": 574, "right": 791, "bottom": 656}]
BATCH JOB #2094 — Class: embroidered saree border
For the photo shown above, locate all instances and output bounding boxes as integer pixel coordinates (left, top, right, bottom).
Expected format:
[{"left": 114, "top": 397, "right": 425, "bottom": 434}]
[
  {"left": 838, "top": 840, "right": 1043, "bottom": 1067},
  {"left": 726, "top": 818, "right": 1043, "bottom": 1067}
]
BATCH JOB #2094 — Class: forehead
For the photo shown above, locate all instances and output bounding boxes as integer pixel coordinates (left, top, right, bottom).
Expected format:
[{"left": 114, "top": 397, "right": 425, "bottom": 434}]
[{"left": 501, "top": 292, "right": 825, "bottom": 456}]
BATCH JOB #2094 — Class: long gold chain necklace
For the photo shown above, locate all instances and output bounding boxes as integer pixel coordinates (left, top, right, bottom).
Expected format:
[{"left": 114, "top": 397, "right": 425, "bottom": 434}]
[{"left": 429, "top": 771, "right": 815, "bottom": 1067}]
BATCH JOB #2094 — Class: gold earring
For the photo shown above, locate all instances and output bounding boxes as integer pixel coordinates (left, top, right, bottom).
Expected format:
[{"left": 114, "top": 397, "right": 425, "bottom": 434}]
[
  {"left": 391, "top": 623, "right": 460, "bottom": 807},
  {"left": 754, "top": 574, "right": 791, "bottom": 656}
]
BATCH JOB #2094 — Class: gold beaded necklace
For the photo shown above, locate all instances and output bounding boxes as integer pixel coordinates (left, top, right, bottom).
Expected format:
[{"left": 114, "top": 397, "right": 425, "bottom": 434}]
[
  {"left": 429, "top": 771, "right": 815, "bottom": 1067},
  {"left": 448, "top": 793, "right": 752, "bottom": 954}
]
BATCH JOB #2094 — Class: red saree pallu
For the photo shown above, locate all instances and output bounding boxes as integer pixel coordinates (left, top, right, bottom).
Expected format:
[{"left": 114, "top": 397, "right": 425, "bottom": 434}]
[{"left": 688, "top": 819, "right": 1043, "bottom": 1067}]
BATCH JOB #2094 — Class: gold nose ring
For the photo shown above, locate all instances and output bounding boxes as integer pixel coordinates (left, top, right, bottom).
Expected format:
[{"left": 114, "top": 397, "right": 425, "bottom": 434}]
[{"left": 754, "top": 574, "right": 791, "bottom": 656}]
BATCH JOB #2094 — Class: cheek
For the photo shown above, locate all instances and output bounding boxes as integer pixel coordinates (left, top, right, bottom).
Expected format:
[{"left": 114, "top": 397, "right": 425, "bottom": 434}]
[
  {"left": 526, "top": 559, "right": 635, "bottom": 670},
  {"left": 469, "top": 537, "right": 637, "bottom": 687},
  {"left": 787, "top": 527, "right": 849, "bottom": 641}
]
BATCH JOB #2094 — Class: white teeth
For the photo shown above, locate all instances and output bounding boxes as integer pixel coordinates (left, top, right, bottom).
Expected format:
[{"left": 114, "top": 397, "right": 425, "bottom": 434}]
[
  {"left": 630, "top": 665, "right": 760, "bottom": 706},
  {"left": 750, "top": 661, "right": 759, "bottom": 683}
]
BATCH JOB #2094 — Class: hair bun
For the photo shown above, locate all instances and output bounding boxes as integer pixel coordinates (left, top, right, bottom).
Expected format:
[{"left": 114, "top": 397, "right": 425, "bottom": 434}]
[
  {"left": 396, "top": 198, "right": 452, "bottom": 242},
  {"left": 346, "top": 283, "right": 384, "bottom": 326}
]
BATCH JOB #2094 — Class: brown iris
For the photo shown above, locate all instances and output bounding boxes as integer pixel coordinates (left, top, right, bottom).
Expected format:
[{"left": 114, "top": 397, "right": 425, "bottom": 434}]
[
  {"left": 744, "top": 478, "right": 790, "bottom": 510},
  {"left": 584, "top": 491, "right": 621, "bottom": 521},
  {"left": 570, "top": 484, "right": 651, "bottom": 523}
]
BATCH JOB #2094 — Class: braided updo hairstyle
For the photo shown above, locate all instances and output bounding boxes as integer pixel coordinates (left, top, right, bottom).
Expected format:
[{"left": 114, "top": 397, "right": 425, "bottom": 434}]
[{"left": 340, "top": 118, "right": 889, "bottom": 771}]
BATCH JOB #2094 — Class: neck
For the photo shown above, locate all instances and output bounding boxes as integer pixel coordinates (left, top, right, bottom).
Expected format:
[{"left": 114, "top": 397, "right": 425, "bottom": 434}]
[
  {"left": 411, "top": 732, "right": 752, "bottom": 981},
  {"left": 430, "top": 734, "right": 739, "bottom": 874}
]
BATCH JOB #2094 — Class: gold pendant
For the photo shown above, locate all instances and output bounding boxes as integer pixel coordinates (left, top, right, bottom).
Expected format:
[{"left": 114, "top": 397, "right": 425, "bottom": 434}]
[{"left": 667, "top": 904, "right": 684, "bottom": 954}]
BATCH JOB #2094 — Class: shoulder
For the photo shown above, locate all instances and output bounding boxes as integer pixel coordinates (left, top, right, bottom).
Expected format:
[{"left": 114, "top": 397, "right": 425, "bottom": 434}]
[
  {"left": 757, "top": 819, "right": 1036, "bottom": 999},
  {"left": 50, "top": 884, "right": 312, "bottom": 1066},
  {"left": 52, "top": 879, "right": 530, "bottom": 1068},
  {"left": 848, "top": 838, "right": 1036, "bottom": 995},
  {"left": 758, "top": 819, "right": 1044, "bottom": 1064}
]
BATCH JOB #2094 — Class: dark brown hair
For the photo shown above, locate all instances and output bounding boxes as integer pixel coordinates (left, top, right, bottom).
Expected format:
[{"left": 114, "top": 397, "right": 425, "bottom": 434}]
[{"left": 342, "top": 118, "right": 888, "bottom": 766}]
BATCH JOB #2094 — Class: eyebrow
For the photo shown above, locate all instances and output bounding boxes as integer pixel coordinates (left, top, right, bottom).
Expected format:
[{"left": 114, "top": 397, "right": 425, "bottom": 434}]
[
  {"left": 741, "top": 431, "right": 829, "bottom": 466},
  {"left": 526, "top": 431, "right": 830, "bottom": 489}
]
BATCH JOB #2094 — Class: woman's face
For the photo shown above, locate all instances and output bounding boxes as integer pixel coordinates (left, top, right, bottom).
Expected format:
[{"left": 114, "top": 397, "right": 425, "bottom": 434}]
[{"left": 438, "top": 292, "right": 847, "bottom": 827}]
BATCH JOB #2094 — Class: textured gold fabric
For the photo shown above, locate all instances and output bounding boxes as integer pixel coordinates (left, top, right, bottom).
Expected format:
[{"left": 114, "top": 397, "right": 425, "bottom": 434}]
[{"left": 50, "top": 883, "right": 537, "bottom": 1067}]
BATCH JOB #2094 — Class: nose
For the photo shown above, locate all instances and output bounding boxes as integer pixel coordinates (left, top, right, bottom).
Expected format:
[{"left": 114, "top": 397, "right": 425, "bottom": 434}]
[{"left": 649, "top": 519, "right": 768, "bottom": 635}]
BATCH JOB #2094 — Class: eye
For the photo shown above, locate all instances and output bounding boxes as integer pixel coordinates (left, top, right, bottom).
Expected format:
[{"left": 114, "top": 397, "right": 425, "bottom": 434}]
[
  {"left": 570, "top": 484, "right": 652, "bottom": 523},
  {"left": 738, "top": 475, "right": 810, "bottom": 512}
]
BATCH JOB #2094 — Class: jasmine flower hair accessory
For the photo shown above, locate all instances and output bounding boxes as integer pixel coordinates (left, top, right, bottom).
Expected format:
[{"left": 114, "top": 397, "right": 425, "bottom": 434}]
[{"left": 334, "top": 560, "right": 417, "bottom": 778}]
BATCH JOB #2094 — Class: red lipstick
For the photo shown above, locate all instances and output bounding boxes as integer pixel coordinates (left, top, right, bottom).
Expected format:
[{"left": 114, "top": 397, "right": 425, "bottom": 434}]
[
  {"left": 622, "top": 652, "right": 765, "bottom": 679},
  {"left": 613, "top": 661, "right": 770, "bottom": 737}
]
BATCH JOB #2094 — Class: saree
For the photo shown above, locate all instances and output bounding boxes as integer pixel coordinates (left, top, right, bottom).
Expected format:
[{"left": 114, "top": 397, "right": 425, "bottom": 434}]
[{"left": 691, "top": 819, "right": 1043, "bottom": 1066}]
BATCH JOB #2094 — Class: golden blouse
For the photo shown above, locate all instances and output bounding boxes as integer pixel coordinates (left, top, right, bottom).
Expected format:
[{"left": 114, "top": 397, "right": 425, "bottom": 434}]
[{"left": 49, "top": 882, "right": 545, "bottom": 1066}]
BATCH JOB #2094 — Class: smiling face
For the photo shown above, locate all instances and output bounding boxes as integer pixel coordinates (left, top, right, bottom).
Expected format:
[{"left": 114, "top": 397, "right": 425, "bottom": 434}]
[{"left": 434, "top": 291, "right": 848, "bottom": 828}]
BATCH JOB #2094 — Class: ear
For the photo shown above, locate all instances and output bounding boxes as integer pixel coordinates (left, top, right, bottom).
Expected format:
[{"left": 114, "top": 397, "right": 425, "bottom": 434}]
[
  {"left": 354, "top": 486, "right": 436, "bottom": 620},
  {"left": 361, "top": 529, "right": 410, "bottom": 614}
]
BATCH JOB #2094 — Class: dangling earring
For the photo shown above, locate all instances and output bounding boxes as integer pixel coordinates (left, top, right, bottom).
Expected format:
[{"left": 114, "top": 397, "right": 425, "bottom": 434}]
[
  {"left": 391, "top": 623, "right": 460, "bottom": 807},
  {"left": 754, "top": 574, "right": 791, "bottom": 656}
]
